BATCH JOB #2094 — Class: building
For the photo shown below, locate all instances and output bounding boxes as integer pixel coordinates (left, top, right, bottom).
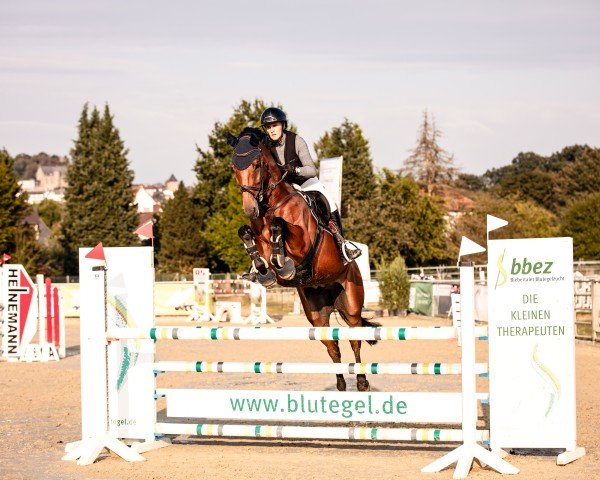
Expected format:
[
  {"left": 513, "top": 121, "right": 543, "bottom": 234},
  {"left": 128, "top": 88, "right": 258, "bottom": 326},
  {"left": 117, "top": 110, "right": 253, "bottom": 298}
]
[{"left": 19, "top": 165, "right": 68, "bottom": 204}]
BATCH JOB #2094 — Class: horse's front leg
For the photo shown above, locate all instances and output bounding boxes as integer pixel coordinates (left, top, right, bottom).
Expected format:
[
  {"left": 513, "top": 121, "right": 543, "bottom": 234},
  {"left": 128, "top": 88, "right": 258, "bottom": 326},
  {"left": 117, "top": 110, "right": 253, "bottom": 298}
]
[
  {"left": 238, "top": 225, "right": 276, "bottom": 288},
  {"left": 269, "top": 217, "right": 295, "bottom": 280}
]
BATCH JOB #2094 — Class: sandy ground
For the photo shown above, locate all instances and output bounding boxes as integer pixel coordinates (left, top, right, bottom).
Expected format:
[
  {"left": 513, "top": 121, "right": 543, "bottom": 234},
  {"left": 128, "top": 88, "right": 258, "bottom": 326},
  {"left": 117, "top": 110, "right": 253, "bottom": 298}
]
[{"left": 1, "top": 313, "right": 598, "bottom": 480}]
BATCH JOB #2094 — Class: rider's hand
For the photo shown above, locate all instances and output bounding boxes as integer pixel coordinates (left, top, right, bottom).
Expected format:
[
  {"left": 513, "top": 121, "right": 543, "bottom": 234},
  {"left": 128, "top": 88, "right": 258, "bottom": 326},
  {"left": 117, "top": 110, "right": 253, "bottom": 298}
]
[{"left": 284, "top": 164, "right": 299, "bottom": 175}]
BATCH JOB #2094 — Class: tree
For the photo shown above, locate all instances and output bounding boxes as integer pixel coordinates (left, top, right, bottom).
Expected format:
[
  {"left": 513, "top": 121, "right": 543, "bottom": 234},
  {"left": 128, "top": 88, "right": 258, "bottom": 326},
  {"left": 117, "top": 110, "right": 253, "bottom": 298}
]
[
  {"left": 62, "top": 104, "right": 139, "bottom": 273},
  {"left": 378, "top": 255, "right": 410, "bottom": 311},
  {"left": 156, "top": 182, "right": 207, "bottom": 274},
  {"left": 560, "top": 192, "right": 600, "bottom": 260},
  {"left": 449, "top": 191, "right": 558, "bottom": 263},
  {"left": 482, "top": 145, "right": 598, "bottom": 212},
  {"left": 403, "top": 110, "right": 457, "bottom": 196},
  {"left": 314, "top": 119, "right": 377, "bottom": 207},
  {"left": 0, "top": 148, "right": 30, "bottom": 254},
  {"left": 314, "top": 119, "right": 378, "bottom": 251},
  {"left": 37, "top": 199, "right": 64, "bottom": 228},
  {"left": 369, "top": 170, "right": 448, "bottom": 266},
  {"left": 203, "top": 179, "right": 251, "bottom": 272}
]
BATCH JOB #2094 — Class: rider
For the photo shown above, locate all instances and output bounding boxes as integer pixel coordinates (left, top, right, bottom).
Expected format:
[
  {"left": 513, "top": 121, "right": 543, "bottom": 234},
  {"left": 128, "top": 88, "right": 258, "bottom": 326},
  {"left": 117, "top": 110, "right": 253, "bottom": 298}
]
[{"left": 260, "top": 107, "right": 361, "bottom": 264}]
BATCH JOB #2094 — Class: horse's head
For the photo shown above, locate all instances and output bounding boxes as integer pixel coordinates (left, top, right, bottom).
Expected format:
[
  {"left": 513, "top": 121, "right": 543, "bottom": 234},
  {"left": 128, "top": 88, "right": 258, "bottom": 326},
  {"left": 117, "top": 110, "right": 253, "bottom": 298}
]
[{"left": 229, "top": 127, "right": 273, "bottom": 219}]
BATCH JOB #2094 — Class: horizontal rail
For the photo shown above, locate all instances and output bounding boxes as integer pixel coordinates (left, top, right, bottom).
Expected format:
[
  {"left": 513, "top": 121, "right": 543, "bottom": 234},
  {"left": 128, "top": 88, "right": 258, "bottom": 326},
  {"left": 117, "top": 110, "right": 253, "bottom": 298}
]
[
  {"left": 155, "top": 422, "right": 490, "bottom": 443},
  {"left": 107, "top": 326, "right": 488, "bottom": 341},
  {"left": 153, "top": 361, "right": 489, "bottom": 376}
]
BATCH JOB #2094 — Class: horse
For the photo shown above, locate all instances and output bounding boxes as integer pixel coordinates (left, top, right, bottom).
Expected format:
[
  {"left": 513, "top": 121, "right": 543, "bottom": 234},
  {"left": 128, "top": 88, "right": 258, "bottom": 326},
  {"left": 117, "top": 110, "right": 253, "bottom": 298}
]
[{"left": 228, "top": 127, "right": 378, "bottom": 392}]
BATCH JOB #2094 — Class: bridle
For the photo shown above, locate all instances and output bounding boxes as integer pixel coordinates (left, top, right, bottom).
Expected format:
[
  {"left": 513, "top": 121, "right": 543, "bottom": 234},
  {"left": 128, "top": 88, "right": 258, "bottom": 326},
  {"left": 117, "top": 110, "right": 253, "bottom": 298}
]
[{"left": 237, "top": 145, "right": 289, "bottom": 205}]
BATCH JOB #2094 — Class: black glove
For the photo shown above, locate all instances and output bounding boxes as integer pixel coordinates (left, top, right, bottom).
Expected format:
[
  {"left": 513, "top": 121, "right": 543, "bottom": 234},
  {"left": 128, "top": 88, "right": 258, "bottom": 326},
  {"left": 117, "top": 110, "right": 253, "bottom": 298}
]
[{"left": 283, "top": 164, "right": 299, "bottom": 175}]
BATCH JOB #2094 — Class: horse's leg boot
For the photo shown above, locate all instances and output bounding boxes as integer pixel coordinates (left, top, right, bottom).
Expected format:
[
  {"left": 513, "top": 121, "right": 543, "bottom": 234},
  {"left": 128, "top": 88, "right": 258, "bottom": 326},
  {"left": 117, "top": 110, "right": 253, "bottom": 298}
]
[
  {"left": 238, "top": 225, "right": 273, "bottom": 281},
  {"left": 269, "top": 219, "right": 296, "bottom": 280}
]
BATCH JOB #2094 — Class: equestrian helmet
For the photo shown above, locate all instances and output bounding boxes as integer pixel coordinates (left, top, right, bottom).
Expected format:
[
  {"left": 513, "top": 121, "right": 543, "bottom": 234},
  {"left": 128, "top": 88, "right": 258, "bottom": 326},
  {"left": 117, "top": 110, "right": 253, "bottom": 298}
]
[{"left": 260, "top": 107, "right": 287, "bottom": 127}]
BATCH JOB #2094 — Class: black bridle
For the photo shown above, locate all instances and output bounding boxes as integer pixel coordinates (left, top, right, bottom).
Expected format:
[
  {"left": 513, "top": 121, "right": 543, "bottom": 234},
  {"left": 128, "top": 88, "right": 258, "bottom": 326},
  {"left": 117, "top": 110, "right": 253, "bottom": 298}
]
[{"left": 237, "top": 148, "right": 289, "bottom": 205}]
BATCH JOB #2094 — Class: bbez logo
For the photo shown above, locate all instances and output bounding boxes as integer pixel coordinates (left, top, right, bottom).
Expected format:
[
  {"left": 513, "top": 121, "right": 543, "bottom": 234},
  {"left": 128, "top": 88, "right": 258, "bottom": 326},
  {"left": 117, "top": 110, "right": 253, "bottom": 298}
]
[{"left": 510, "top": 257, "right": 553, "bottom": 275}]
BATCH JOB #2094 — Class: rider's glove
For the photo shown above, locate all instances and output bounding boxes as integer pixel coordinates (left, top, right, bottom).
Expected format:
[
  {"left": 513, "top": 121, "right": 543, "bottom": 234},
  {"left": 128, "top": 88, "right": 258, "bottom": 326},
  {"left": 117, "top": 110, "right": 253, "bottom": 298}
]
[{"left": 284, "top": 164, "right": 299, "bottom": 175}]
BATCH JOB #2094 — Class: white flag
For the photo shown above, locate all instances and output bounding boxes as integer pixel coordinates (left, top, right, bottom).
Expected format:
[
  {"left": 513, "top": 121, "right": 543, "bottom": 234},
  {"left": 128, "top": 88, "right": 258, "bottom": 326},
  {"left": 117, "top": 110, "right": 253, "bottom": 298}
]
[
  {"left": 457, "top": 236, "right": 486, "bottom": 263},
  {"left": 487, "top": 214, "right": 508, "bottom": 233}
]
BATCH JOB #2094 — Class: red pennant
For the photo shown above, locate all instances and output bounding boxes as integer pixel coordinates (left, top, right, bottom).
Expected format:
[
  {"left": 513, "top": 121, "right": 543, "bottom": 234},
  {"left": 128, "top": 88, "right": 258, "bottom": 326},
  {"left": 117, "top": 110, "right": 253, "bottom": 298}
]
[
  {"left": 85, "top": 242, "right": 106, "bottom": 261},
  {"left": 135, "top": 221, "right": 154, "bottom": 239},
  {"left": 1, "top": 253, "right": 10, "bottom": 264}
]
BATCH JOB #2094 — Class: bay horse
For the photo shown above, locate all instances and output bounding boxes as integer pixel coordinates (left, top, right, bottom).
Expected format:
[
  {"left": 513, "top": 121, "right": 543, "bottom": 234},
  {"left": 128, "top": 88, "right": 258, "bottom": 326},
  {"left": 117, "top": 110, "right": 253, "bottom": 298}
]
[{"left": 228, "top": 127, "right": 378, "bottom": 392}]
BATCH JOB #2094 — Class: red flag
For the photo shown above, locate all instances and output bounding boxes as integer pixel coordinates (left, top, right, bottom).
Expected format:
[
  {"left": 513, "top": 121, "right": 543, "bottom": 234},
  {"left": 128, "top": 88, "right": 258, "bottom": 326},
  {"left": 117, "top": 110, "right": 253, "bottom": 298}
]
[
  {"left": 1, "top": 253, "right": 11, "bottom": 264},
  {"left": 135, "top": 221, "right": 154, "bottom": 239},
  {"left": 85, "top": 242, "right": 106, "bottom": 261}
]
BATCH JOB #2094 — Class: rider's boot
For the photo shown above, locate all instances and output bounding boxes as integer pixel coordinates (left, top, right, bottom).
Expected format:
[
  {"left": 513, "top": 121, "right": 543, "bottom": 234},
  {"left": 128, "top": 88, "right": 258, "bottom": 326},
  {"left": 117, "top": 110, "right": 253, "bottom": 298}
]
[{"left": 328, "top": 210, "right": 361, "bottom": 265}]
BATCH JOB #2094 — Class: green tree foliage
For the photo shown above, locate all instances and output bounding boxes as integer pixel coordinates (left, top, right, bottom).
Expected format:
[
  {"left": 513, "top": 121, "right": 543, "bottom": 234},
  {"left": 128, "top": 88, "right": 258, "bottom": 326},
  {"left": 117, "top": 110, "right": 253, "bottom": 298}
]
[
  {"left": 156, "top": 182, "right": 207, "bottom": 274},
  {"left": 560, "top": 192, "right": 600, "bottom": 260},
  {"left": 0, "top": 148, "right": 30, "bottom": 254},
  {"left": 369, "top": 170, "right": 448, "bottom": 266},
  {"left": 62, "top": 104, "right": 139, "bottom": 273},
  {"left": 377, "top": 255, "right": 410, "bottom": 310},
  {"left": 403, "top": 110, "right": 457, "bottom": 196},
  {"left": 482, "top": 145, "right": 599, "bottom": 212},
  {"left": 453, "top": 173, "right": 487, "bottom": 191},
  {"left": 314, "top": 119, "right": 377, "bottom": 207},
  {"left": 37, "top": 199, "right": 64, "bottom": 228},
  {"left": 449, "top": 191, "right": 558, "bottom": 263},
  {"left": 314, "top": 119, "right": 379, "bottom": 253},
  {"left": 204, "top": 179, "right": 251, "bottom": 272}
]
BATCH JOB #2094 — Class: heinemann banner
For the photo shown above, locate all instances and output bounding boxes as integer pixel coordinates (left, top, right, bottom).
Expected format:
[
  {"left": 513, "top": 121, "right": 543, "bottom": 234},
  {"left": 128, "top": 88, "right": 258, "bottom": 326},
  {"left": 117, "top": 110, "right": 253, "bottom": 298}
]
[{"left": 488, "top": 237, "right": 577, "bottom": 450}]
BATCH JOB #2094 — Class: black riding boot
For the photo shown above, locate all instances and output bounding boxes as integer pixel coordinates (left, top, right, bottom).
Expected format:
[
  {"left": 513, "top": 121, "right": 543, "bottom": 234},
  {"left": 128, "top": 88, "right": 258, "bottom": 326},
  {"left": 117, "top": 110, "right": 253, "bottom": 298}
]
[{"left": 329, "top": 210, "right": 361, "bottom": 264}]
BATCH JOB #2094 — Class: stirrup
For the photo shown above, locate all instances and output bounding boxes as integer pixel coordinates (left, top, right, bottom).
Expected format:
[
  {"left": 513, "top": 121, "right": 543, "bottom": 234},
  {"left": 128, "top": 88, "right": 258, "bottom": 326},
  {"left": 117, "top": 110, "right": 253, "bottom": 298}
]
[{"left": 342, "top": 241, "right": 361, "bottom": 264}]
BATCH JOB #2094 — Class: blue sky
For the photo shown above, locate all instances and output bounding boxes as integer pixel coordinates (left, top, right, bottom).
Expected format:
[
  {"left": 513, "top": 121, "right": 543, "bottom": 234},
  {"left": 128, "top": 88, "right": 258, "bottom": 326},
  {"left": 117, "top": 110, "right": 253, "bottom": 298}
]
[{"left": 2, "top": 1, "right": 599, "bottom": 184}]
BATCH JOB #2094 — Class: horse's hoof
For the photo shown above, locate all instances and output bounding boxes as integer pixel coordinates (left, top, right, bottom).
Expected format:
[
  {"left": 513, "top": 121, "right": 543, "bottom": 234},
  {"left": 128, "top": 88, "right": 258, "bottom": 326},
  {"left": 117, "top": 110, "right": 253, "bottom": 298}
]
[
  {"left": 336, "top": 378, "right": 347, "bottom": 391},
  {"left": 357, "top": 378, "right": 370, "bottom": 392},
  {"left": 256, "top": 269, "right": 277, "bottom": 288},
  {"left": 276, "top": 257, "right": 296, "bottom": 280}
]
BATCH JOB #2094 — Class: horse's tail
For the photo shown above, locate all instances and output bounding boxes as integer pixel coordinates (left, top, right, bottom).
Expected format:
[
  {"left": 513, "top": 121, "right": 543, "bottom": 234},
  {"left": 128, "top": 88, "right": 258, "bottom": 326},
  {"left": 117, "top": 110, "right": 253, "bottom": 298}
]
[{"left": 362, "top": 317, "right": 381, "bottom": 346}]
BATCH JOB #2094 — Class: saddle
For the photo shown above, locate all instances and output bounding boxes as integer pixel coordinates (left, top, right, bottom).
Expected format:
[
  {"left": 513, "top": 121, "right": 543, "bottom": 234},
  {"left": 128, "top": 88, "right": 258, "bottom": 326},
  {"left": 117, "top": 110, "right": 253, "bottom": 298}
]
[{"left": 296, "top": 190, "right": 331, "bottom": 229}]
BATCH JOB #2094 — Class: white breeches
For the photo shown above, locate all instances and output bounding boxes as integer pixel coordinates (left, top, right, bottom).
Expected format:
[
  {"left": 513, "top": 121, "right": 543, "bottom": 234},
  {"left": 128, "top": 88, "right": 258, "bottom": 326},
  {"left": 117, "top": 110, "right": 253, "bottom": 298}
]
[{"left": 296, "top": 177, "right": 338, "bottom": 213}]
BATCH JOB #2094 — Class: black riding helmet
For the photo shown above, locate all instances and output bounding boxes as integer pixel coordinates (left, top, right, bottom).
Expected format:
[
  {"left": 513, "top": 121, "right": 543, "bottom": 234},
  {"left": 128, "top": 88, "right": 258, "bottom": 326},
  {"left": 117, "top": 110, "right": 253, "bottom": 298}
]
[{"left": 260, "top": 107, "right": 287, "bottom": 129}]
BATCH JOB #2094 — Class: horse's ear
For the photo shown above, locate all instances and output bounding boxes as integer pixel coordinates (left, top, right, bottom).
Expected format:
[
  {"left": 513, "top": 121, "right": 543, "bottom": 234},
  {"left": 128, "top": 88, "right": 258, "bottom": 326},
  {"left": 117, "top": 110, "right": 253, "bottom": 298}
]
[{"left": 226, "top": 132, "right": 239, "bottom": 147}]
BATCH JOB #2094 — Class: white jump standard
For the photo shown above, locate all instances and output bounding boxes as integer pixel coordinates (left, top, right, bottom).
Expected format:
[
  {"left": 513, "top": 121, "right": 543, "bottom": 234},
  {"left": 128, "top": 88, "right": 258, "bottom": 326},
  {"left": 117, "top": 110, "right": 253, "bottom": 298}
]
[{"left": 65, "top": 240, "right": 585, "bottom": 478}]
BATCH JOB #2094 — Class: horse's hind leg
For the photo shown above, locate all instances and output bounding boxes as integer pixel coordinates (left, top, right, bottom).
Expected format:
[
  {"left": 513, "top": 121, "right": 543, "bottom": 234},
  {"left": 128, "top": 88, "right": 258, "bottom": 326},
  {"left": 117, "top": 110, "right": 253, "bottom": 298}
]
[
  {"left": 335, "top": 268, "right": 373, "bottom": 392},
  {"left": 350, "top": 340, "right": 370, "bottom": 392},
  {"left": 298, "top": 287, "right": 346, "bottom": 391}
]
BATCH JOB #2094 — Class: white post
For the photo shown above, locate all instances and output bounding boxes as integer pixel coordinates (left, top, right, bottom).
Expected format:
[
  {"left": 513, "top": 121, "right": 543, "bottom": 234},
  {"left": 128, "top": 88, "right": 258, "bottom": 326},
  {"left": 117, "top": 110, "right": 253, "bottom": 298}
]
[
  {"left": 62, "top": 265, "right": 145, "bottom": 465},
  {"left": 422, "top": 262, "right": 518, "bottom": 479}
]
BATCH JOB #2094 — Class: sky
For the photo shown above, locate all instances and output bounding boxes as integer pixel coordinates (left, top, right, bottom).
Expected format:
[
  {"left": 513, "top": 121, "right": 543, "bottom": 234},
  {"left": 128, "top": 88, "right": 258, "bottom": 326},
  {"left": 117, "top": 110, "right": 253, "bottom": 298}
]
[{"left": 2, "top": 0, "right": 599, "bottom": 185}]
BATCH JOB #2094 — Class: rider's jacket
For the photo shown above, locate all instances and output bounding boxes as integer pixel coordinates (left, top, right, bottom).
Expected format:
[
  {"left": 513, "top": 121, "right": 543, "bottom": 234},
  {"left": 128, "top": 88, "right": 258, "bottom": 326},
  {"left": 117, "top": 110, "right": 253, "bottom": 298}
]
[{"left": 269, "top": 131, "right": 318, "bottom": 185}]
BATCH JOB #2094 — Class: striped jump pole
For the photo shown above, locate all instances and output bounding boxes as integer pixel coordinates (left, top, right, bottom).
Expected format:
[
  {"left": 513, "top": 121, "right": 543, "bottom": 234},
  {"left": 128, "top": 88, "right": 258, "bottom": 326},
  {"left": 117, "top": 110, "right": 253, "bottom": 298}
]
[
  {"left": 107, "top": 325, "right": 488, "bottom": 342},
  {"left": 153, "top": 360, "right": 489, "bottom": 376},
  {"left": 155, "top": 423, "right": 490, "bottom": 443}
]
